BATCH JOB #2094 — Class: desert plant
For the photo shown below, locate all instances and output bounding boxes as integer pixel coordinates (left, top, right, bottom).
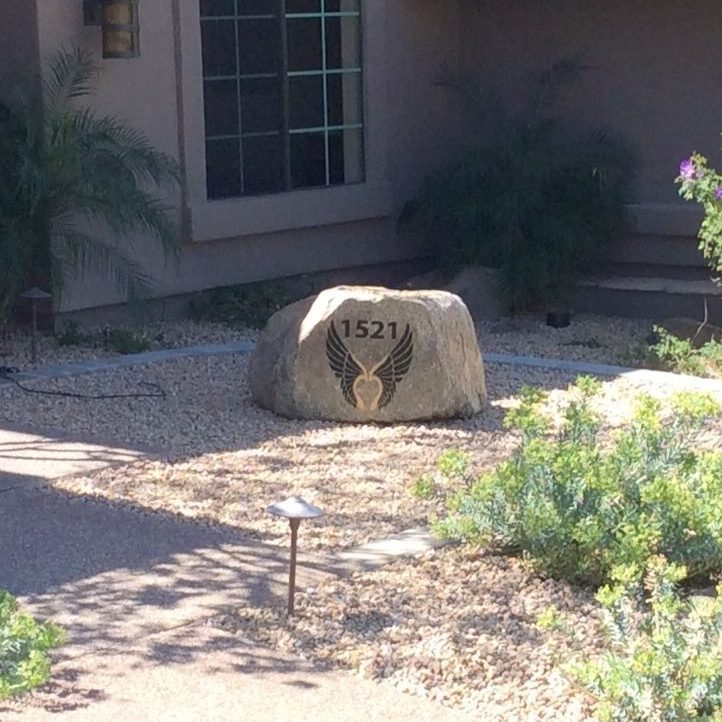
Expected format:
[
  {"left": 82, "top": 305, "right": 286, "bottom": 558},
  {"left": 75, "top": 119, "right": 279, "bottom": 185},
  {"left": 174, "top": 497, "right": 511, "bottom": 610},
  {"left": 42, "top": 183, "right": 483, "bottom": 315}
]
[
  {"left": 190, "top": 281, "right": 292, "bottom": 329},
  {"left": 404, "top": 59, "right": 631, "bottom": 310},
  {"left": 101, "top": 326, "right": 151, "bottom": 355},
  {"left": 648, "top": 326, "right": 722, "bottom": 379},
  {"left": 55, "top": 320, "right": 93, "bottom": 347},
  {"left": 0, "top": 47, "right": 179, "bottom": 321},
  {"left": 677, "top": 154, "right": 722, "bottom": 279},
  {"left": 0, "top": 591, "right": 65, "bottom": 700},
  {"left": 438, "top": 377, "right": 722, "bottom": 585},
  {"left": 574, "top": 557, "right": 722, "bottom": 722}
]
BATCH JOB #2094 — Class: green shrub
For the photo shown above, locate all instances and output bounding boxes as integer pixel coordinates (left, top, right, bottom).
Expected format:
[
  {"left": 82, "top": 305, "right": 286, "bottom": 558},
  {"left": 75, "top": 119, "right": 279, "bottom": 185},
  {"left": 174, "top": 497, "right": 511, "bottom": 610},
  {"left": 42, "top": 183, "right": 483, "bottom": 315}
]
[
  {"left": 0, "top": 48, "right": 179, "bottom": 323},
  {"left": 0, "top": 591, "right": 65, "bottom": 700},
  {"left": 411, "top": 475, "right": 435, "bottom": 500},
  {"left": 55, "top": 321, "right": 93, "bottom": 348},
  {"left": 677, "top": 153, "right": 722, "bottom": 278},
  {"left": 648, "top": 327, "right": 722, "bottom": 379},
  {"left": 574, "top": 557, "right": 722, "bottom": 722},
  {"left": 404, "top": 59, "right": 631, "bottom": 310},
  {"left": 190, "top": 282, "right": 291, "bottom": 329},
  {"left": 438, "top": 377, "right": 722, "bottom": 585},
  {"left": 412, "top": 450, "right": 472, "bottom": 500},
  {"left": 102, "top": 327, "right": 151, "bottom": 355}
]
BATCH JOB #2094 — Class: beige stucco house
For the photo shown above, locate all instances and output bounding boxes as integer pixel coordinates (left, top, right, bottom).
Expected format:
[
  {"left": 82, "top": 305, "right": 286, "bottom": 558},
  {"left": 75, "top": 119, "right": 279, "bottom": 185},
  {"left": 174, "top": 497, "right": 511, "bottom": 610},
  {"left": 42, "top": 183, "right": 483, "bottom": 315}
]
[{"left": 1, "top": 0, "right": 720, "bottom": 315}]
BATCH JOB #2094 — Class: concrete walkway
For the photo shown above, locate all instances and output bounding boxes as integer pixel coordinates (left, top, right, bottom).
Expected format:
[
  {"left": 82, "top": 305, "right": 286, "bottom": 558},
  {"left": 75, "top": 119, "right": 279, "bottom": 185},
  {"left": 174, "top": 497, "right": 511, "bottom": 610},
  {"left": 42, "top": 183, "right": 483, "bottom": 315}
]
[{"left": 0, "top": 425, "right": 469, "bottom": 721}]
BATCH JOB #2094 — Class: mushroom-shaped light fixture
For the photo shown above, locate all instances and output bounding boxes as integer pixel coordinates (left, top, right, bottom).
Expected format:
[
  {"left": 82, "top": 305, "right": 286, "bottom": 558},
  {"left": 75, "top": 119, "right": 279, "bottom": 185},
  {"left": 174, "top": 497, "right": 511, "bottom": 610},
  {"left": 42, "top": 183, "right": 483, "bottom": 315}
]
[{"left": 267, "top": 496, "right": 324, "bottom": 616}]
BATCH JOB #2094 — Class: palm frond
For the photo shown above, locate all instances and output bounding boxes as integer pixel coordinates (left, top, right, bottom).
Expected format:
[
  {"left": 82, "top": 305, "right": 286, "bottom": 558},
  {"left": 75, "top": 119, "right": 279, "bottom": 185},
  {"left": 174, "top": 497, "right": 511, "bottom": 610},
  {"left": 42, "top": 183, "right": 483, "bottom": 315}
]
[
  {"left": 43, "top": 47, "right": 96, "bottom": 112},
  {"left": 50, "top": 215, "right": 154, "bottom": 301},
  {"left": 0, "top": 46, "right": 180, "bottom": 317}
]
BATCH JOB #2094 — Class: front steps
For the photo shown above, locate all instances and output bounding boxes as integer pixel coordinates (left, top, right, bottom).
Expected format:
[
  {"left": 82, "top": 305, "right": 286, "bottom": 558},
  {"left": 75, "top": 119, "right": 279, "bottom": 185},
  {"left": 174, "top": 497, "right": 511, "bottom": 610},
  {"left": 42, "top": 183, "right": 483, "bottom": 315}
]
[{"left": 572, "top": 234, "right": 722, "bottom": 323}]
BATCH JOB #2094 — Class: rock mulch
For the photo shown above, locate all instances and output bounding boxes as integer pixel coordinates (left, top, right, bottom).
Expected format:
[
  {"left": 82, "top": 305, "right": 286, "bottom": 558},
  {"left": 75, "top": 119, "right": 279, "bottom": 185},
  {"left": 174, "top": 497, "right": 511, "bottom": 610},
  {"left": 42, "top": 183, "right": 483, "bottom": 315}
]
[
  {"left": 212, "top": 546, "right": 601, "bottom": 720},
  {"left": 1, "top": 313, "right": 650, "bottom": 373},
  {"left": 0, "top": 319, "right": 256, "bottom": 370},
  {"left": 479, "top": 313, "right": 652, "bottom": 366},
  {"left": 2, "top": 334, "right": 721, "bottom": 720},
  {"left": 2, "top": 353, "right": 721, "bottom": 550}
]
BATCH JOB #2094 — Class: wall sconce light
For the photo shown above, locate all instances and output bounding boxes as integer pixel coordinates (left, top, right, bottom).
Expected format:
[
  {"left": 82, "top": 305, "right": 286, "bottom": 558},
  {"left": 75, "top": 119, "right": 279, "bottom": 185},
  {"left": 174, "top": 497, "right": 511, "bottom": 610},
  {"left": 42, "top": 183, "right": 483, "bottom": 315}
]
[
  {"left": 83, "top": 1, "right": 140, "bottom": 58},
  {"left": 102, "top": 0, "right": 140, "bottom": 59}
]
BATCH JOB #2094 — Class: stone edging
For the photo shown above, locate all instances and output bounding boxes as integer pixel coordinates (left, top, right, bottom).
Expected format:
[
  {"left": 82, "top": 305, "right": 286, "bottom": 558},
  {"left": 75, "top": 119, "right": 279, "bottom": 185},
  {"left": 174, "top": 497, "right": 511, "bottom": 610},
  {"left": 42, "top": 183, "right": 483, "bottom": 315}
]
[
  {"left": 3, "top": 341, "right": 722, "bottom": 395},
  {"left": 1, "top": 341, "right": 255, "bottom": 383}
]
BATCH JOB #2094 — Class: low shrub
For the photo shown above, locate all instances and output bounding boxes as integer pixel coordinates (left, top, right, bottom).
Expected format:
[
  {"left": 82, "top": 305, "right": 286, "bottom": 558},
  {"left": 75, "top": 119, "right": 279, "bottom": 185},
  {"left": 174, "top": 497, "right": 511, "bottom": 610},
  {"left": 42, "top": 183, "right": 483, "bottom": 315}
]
[
  {"left": 0, "top": 591, "right": 65, "bottom": 700},
  {"left": 55, "top": 321, "right": 93, "bottom": 348},
  {"left": 650, "top": 326, "right": 722, "bottom": 379},
  {"left": 412, "top": 450, "right": 472, "bottom": 500},
  {"left": 404, "top": 59, "right": 631, "bottom": 310},
  {"left": 438, "top": 377, "right": 722, "bottom": 585},
  {"left": 677, "top": 153, "right": 722, "bottom": 278},
  {"left": 574, "top": 557, "right": 722, "bottom": 722},
  {"left": 190, "top": 282, "right": 291, "bottom": 329},
  {"left": 101, "top": 326, "right": 151, "bottom": 355}
]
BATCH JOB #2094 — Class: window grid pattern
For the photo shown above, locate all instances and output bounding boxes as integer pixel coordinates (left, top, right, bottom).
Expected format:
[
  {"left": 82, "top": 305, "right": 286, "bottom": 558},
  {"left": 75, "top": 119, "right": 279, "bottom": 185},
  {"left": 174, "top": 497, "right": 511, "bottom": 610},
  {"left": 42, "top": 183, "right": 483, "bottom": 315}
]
[{"left": 200, "top": 0, "right": 364, "bottom": 198}]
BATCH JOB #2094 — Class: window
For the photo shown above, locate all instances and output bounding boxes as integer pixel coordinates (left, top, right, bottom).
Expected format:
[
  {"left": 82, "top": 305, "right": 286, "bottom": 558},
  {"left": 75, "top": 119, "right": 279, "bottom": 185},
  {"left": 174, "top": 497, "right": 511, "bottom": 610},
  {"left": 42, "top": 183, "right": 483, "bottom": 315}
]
[{"left": 200, "top": 0, "right": 365, "bottom": 199}]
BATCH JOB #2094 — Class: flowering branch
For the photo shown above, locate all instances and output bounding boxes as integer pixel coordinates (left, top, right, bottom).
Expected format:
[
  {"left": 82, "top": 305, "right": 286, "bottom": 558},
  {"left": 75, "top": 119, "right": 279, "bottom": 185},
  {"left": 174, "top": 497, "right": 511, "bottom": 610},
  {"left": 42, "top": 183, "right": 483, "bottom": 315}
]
[{"left": 676, "top": 151, "right": 722, "bottom": 278}]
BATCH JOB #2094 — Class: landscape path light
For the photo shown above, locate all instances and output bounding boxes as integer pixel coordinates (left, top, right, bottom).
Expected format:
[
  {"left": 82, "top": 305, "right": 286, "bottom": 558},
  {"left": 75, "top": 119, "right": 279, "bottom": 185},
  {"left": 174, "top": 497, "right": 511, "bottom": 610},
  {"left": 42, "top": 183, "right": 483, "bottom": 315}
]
[
  {"left": 19, "top": 287, "right": 52, "bottom": 365},
  {"left": 267, "top": 496, "right": 324, "bottom": 616}
]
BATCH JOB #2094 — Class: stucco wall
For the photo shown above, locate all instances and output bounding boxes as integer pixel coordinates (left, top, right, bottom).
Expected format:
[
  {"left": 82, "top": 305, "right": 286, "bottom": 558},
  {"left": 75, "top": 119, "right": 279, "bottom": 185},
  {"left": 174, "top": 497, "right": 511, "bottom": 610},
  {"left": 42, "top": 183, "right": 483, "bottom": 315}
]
[
  {"left": 0, "top": 0, "right": 39, "bottom": 99},
  {"left": 459, "top": 0, "right": 722, "bottom": 234},
  {"left": 34, "top": 0, "right": 463, "bottom": 312}
]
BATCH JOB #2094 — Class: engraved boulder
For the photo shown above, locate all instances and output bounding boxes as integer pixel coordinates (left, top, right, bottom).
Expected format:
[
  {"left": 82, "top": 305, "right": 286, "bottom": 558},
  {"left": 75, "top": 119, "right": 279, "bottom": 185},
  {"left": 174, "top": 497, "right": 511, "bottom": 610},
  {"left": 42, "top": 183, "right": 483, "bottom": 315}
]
[{"left": 248, "top": 285, "right": 487, "bottom": 422}]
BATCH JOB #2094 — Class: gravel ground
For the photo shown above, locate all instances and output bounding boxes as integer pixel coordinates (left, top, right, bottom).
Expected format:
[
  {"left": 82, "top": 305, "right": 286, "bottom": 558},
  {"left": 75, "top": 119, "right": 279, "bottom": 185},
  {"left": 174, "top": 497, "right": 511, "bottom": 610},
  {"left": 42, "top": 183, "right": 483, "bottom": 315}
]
[
  {"left": 0, "top": 313, "right": 651, "bottom": 372},
  {"left": 2, "top": 353, "right": 720, "bottom": 551},
  {"left": 478, "top": 313, "right": 652, "bottom": 366},
  {"left": 0, "top": 319, "right": 258, "bottom": 370},
  {"left": 211, "top": 546, "right": 601, "bottom": 720},
  {"left": 2, "top": 332, "right": 720, "bottom": 720}
]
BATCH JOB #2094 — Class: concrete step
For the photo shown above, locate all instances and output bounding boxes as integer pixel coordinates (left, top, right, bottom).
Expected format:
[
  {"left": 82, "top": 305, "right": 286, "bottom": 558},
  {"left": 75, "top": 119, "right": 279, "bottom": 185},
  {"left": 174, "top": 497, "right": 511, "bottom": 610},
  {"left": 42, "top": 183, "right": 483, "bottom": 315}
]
[
  {"left": 602, "top": 262, "right": 714, "bottom": 281},
  {"left": 608, "top": 234, "right": 706, "bottom": 267},
  {"left": 573, "top": 275, "right": 722, "bottom": 323}
]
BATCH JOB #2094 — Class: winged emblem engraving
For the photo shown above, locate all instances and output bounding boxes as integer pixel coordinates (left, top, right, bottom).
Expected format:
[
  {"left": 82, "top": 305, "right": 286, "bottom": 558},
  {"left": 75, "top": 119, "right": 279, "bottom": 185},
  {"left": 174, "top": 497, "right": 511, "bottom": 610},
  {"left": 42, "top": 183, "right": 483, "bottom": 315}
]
[{"left": 326, "top": 321, "right": 413, "bottom": 411}]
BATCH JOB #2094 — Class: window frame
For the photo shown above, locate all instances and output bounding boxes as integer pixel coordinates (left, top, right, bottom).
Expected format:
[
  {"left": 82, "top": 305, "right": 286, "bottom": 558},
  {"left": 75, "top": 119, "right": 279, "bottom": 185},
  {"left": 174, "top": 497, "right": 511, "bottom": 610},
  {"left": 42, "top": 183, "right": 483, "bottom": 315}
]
[
  {"left": 200, "top": 1, "right": 366, "bottom": 198},
  {"left": 179, "top": 0, "right": 392, "bottom": 242}
]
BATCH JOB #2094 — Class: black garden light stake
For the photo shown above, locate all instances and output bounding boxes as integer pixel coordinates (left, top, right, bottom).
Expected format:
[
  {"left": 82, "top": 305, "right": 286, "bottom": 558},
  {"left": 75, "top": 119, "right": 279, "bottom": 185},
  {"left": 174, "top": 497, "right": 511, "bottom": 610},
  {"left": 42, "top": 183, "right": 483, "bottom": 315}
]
[
  {"left": 267, "top": 496, "right": 324, "bottom": 616},
  {"left": 19, "top": 287, "right": 52, "bottom": 365}
]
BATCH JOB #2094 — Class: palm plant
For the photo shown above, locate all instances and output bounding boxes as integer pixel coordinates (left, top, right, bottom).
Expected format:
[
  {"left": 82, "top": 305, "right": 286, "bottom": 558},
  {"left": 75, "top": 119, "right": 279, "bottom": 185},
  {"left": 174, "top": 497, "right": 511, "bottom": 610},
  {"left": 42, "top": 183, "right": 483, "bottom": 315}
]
[
  {"left": 404, "top": 59, "right": 632, "bottom": 311},
  {"left": 0, "top": 47, "right": 179, "bottom": 320}
]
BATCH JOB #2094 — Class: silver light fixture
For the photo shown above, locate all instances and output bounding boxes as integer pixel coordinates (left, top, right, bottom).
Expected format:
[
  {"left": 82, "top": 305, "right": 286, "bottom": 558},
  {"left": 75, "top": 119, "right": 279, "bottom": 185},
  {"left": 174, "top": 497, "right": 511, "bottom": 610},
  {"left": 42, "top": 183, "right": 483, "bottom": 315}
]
[{"left": 267, "top": 496, "right": 324, "bottom": 616}]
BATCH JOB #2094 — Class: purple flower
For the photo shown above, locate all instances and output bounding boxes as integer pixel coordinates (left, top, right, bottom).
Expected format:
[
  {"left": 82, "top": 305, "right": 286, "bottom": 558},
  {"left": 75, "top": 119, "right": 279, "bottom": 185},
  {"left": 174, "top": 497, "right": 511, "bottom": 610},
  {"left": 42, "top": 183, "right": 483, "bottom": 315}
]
[
  {"left": 680, "top": 158, "right": 696, "bottom": 180},
  {"left": 716, "top": 186, "right": 722, "bottom": 200}
]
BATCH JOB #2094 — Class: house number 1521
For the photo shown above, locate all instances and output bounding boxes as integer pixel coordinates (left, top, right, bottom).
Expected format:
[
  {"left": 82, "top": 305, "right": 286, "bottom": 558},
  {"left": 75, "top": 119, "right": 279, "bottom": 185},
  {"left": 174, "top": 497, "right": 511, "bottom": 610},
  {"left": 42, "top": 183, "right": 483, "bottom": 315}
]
[{"left": 340, "top": 320, "right": 399, "bottom": 340}]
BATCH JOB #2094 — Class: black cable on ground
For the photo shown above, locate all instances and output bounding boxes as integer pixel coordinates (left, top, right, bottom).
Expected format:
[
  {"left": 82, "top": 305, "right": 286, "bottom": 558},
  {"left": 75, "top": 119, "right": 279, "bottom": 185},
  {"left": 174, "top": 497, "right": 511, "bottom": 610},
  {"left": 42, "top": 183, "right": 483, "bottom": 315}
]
[{"left": 0, "top": 369, "right": 165, "bottom": 400}]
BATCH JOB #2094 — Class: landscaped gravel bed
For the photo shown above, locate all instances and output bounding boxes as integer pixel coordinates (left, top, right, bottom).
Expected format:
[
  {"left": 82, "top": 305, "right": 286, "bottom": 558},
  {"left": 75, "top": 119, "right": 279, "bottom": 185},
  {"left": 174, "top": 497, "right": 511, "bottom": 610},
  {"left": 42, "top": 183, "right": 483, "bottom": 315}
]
[
  {"left": 212, "top": 545, "right": 600, "bottom": 720},
  {"left": 1, "top": 313, "right": 651, "bottom": 373},
  {"left": 478, "top": 313, "right": 652, "bottom": 366},
  {"left": 0, "top": 319, "right": 257, "bottom": 370},
  {"left": 3, "top": 348, "right": 722, "bottom": 719},
  {"left": 2, "top": 353, "right": 721, "bottom": 551}
]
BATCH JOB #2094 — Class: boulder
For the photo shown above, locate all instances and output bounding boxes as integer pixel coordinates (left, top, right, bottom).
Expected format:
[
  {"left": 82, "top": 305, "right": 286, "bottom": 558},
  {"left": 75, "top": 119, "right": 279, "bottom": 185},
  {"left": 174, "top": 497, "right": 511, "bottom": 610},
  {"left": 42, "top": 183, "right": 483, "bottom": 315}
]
[
  {"left": 249, "top": 286, "right": 487, "bottom": 422},
  {"left": 403, "top": 265, "right": 505, "bottom": 321}
]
